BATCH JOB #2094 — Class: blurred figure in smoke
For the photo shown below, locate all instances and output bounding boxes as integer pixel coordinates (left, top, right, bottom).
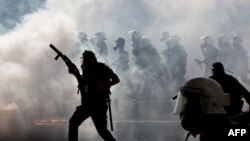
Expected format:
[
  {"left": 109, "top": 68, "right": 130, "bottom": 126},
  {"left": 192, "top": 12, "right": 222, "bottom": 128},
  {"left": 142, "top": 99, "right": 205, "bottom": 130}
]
[
  {"left": 111, "top": 37, "right": 131, "bottom": 104},
  {"left": 112, "top": 37, "right": 129, "bottom": 72},
  {"left": 130, "top": 37, "right": 157, "bottom": 101},
  {"left": 90, "top": 32, "right": 108, "bottom": 64},
  {"left": 128, "top": 30, "right": 145, "bottom": 69},
  {"left": 163, "top": 37, "right": 187, "bottom": 93},
  {"left": 78, "top": 31, "right": 89, "bottom": 48},
  {"left": 231, "top": 35, "right": 250, "bottom": 85},
  {"left": 217, "top": 34, "right": 233, "bottom": 71},
  {"left": 141, "top": 37, "right": 162, "bottom": 69},
  {"left": 160, "top": 31, "right": 169, "bottom": 43},
  {"left": 139, "top": 37, "right": 166, "bottom": 100},
  {"left": 79, "top": 32, "right": 88, "bottom": 43},
  {"left": 139, "top": 36, "right": 161, "bottom": 69},
  {"left": 144, "top": 37, "right": 170, "bottom": 101},
  {"left": 129, "top": 30, "right": 142, "bottom": 51},
  {"left": 68, "top": 50, "right": 119, "bottom": 141},
  {"left": 195, "top": 35, "right": 218, "bottom": 77},
  {"left": 71, "top": 31, "right": 90, "bottom": 61},
  {"left": 209, "top": 62, "right": 250, "bottom": 115},
  {"left": 169, "top": 34, "right": 187, "bottom": 63},
  {"left": 76, "top": 31, "right": 90, "bottom": 53}
]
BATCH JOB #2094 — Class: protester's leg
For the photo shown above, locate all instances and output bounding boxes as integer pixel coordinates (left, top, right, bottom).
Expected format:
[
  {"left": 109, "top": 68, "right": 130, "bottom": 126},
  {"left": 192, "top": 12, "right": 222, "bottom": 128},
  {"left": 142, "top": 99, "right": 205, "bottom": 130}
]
[
  {"left": 92, "top": 102, "right": 116, "bottom": 141},
  {"left": 68, "top": 106, "right": 90, "bottom": 141}
]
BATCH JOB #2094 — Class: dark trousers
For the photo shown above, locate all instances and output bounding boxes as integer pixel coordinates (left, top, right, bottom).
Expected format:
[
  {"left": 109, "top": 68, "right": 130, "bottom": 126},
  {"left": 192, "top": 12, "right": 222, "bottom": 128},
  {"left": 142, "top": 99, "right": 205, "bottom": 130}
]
[{"left": 68, "top": 101, "right": 116, "bottom": 141}]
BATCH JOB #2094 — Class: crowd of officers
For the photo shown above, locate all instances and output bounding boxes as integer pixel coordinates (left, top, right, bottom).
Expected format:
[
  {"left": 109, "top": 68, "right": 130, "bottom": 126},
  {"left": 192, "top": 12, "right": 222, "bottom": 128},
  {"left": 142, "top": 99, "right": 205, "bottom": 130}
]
[
  {"left": 76, "top": 30, "right": 250, "bottom": 101},
  {"left": 196, "top": 34, "right": 250, "bottom": 83},
  {"left": 76, "top": 30, "right": 189, "bottom": 101}
]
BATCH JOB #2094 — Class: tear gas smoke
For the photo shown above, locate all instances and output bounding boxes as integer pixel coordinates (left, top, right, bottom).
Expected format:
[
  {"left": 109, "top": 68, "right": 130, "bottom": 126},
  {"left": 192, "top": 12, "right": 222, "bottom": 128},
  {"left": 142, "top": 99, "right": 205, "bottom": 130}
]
[{"left": 0, "top": 0, "right": 250, "bottom": 141}]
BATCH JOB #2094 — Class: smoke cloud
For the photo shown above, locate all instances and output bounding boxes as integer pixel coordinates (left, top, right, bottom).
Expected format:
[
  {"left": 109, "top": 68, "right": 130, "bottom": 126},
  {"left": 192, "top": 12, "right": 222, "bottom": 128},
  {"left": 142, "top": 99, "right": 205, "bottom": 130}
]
[{"left": 0, "top": 0, "right": 250, "bottom": 141}]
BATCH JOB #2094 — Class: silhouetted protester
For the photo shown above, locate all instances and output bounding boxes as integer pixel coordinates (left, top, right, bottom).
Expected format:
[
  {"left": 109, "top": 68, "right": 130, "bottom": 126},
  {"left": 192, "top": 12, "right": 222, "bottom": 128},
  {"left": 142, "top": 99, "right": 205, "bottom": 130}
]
[
  {"left": 209, "top": 62, "right": 250, "bottom": 115},
  {"left": 231, "top": 35, "right": 250, "bottom": 84},
  {"left": 217, "top": 34, "right": 233, "bottom": 71},
  {"left": 68, "top": 50, "right": 119, "bottom": 141},
  {"left": 112, "top": 37, "right": 129, "bottom": 72},
  {"left": 90, "top": 32, "right": 108, "bottom": 63},
  {"left": 195, "top": 35, "right": 218, "bottom": 77}
]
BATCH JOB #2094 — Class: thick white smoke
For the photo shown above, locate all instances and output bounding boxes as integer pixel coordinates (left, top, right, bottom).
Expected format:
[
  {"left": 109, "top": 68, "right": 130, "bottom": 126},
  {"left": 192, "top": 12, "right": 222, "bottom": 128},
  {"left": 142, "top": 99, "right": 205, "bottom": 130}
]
[{"left": 0, "top": 0, "right": 250, "bottom": 140}]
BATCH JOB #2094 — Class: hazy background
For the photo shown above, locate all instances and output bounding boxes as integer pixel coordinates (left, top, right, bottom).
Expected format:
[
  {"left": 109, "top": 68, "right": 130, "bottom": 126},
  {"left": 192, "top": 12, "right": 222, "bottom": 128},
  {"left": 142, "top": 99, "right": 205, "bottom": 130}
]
[{"left": 0, "top": 0, "right": 250, "bottom": 141}]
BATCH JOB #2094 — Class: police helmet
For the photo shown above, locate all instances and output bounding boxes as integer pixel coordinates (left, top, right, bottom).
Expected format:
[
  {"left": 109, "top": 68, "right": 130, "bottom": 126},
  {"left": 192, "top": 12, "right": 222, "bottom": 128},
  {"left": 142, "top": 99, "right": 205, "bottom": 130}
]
[
  {"left": 166, "top": 38, "right": 178, "bottom": 47},
  {"left": 233, "top": 34, "right": 243, "bottom": 44},
  {"left": 170, "top": 34, "right": 182, "bottom": 42},
  {"left": 128, "top": 30, "right": 142, "bottom": 41},
  {"left": 218, "top": 34, "right": 229, "bottom": 43},
  {"left": 173, "top": 77, "right": 230, "bottom": 114},
  {"left": 200, "top": 35, "right": 215, "bottom": 45},
  {"left": 140, "top": 36, "right": 151, "bottom": 47},
  {"left": 94, "top": 32, "right": 107, "bottom": 40}
]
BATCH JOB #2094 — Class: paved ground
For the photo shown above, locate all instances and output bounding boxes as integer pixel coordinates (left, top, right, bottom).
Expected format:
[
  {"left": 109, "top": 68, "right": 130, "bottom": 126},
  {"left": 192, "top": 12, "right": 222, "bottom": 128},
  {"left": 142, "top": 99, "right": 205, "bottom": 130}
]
[{"left": 1, "top": 101, "right": 189, "bottom": 141}]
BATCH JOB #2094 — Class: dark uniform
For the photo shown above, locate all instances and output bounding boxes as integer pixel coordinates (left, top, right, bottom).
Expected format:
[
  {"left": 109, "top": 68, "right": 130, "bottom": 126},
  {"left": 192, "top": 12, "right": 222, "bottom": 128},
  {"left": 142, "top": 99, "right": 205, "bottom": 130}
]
[
  {"left": 209, "top": 62, "right": 250, "bottom": 115},
  {"left": 129, "top": 30, "right": 145, "bottom": 69},
  {"left": 197, "top": 35, "right": 218, "bottom": 77},
  {"left": 113, "top": 37, "right": 129, "bottom": 72},
  {"left": 68, "top": 50, "right": 119, "bottom": 141},
  {"left": 163, "top": 38, "right": 187, "bottom": 92}
]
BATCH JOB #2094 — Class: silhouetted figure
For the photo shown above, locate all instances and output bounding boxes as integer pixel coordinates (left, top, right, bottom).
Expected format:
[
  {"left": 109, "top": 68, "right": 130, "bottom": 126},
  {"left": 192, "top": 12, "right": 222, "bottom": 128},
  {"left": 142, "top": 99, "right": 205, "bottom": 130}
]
[
  {"left": 112, "top": 37, "right": 129, "bottom": 72},
  {"left": 209, "top": 62, "right": 250, "bottom": 115},
  {"left": 231, "top": 35, "right": 250, "bottom": 84},
  {"left": 195, "top": 35, "right": 218, "bottom": 77},
  {"left": 68, "top": 50, "right": 119, "bottom": 141}
]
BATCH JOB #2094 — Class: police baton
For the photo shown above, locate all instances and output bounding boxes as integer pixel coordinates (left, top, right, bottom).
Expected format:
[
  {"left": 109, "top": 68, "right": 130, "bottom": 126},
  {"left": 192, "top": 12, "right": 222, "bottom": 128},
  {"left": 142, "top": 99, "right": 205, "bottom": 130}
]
[{"left": 107, "top": 97, "right": 114, "bottom": 131}]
